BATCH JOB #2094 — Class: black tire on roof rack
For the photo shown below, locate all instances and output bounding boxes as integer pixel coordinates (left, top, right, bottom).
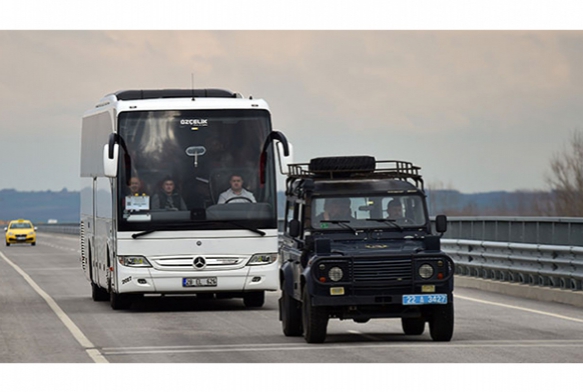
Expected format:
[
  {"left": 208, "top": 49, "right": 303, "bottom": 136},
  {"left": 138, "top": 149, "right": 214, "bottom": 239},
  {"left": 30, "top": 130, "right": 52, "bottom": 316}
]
[{"left": 308, "top": 156, "right": 376, "bottom": 173}]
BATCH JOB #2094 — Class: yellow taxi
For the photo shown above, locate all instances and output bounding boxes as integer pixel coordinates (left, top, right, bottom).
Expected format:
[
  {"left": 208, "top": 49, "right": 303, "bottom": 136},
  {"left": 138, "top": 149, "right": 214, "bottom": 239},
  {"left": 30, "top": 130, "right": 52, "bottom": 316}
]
[{"left": 5, "top": 219, "right": 37, "bottom": 246}]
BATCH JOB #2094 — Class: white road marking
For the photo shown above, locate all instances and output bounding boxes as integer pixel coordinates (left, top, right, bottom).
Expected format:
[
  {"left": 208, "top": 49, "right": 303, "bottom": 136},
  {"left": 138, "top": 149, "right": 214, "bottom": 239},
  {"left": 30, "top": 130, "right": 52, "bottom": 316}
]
[
  {"left": 101, "top": 340, "right": 583, "bottom": 356},
  {"left": 455, "top": 294, "right": 583, "bottom": 323},
  {"left": 0, "top": 251, "right": 108, "bottom": 363}
]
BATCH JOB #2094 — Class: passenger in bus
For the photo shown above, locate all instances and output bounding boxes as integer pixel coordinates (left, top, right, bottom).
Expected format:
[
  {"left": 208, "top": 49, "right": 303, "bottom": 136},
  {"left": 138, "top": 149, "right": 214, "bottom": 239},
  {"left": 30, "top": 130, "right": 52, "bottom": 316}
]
[
  {"left": 316, "top": 198, "right": 353, "bottom": 221},
  {"left": 218, "top": 174, "right": 256, "bottom": 204},
  {"left": 127, "top": 176, "right": 147, "bottom": 196},
  {"left": 151, "top": 177, "right": 188, "bottom": 210}
]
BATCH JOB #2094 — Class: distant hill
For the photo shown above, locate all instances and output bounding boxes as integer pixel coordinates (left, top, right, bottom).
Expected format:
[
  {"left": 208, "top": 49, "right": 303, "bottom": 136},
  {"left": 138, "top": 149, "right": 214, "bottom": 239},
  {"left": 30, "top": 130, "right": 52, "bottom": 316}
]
[
  {"left": 0, "top": 188, "right": 551, "bottom": 225},
  {"left": 0, "top": 188, "right": 80, "bottom": 224}
]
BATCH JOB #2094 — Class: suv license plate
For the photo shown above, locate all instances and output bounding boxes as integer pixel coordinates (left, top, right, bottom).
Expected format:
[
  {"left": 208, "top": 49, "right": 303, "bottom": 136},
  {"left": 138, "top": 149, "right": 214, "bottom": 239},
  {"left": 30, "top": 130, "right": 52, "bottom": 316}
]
[
  {"left": 183, "top": 277, "right": 218, "bottom": 287},
  {"left": 402, "top": 294, "right": 448, "bottom": 305}
]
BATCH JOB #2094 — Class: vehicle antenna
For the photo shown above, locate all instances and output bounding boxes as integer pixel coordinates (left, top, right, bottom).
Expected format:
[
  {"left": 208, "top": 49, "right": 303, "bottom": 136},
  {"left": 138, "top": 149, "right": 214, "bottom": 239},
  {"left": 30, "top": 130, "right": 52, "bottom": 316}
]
[{"left": 191, "top": 73, "right": 195, "bottom": 101}]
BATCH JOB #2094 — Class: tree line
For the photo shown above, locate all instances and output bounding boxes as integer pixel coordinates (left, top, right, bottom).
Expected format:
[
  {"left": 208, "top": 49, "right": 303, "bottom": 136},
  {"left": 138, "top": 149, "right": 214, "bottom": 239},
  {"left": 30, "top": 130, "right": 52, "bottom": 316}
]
[{"left": 428, "top": 129, "right": 583, "bottom": 217}]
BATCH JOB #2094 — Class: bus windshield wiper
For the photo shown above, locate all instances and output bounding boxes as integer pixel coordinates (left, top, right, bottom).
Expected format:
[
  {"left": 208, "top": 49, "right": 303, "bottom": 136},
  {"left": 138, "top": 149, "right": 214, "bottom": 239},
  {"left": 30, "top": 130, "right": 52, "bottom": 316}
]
[
  {"left": 366, "top": 218, "right": 404, "bottom": 231},
  {"left": 132, "top": 229, "right": 156, "bottom": 239},
  {"left": 320, "top": 220, "right": 358, "bottom": 235},
  {"left": 221, "top": 221, "right": 266, "bottom": 236}
]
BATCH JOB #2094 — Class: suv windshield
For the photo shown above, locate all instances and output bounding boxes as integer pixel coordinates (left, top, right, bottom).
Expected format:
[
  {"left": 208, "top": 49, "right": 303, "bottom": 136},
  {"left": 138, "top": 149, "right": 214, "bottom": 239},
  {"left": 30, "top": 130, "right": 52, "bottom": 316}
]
[{"left": 311, "top": 194, "right": 427, "bottom": 230}]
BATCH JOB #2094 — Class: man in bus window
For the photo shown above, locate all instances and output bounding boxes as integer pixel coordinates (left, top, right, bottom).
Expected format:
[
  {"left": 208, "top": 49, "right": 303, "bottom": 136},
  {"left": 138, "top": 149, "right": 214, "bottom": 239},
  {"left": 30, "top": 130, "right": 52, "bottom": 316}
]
[
  {"left": 218, "top": 174, "right": 256, "bottom": 204},
  {"left": 151, "top": 177, "right": 187, "bottom": 210}
]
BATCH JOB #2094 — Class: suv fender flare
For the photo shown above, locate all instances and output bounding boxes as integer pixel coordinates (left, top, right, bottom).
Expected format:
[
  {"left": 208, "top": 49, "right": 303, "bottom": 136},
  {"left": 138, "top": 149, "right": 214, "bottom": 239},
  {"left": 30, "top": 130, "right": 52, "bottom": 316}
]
[{"left": 280, "top": 262, "right": 295, "bottom": 294}]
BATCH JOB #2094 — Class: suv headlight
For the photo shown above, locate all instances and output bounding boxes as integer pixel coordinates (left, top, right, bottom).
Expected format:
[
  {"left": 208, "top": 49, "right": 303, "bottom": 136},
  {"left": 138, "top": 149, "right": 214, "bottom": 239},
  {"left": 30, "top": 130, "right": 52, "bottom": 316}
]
[
  {"left": 328, "top": 266, "right": 344, "bottom": 282},
  {"left": 247, "top": 253, "right": 278, "bottom": 266},
  {"left": 418, "top": 263, "right": 434, "bottom": 279},
  {"left": 118, "top": 256, "right": 152, "bottom": 268}
]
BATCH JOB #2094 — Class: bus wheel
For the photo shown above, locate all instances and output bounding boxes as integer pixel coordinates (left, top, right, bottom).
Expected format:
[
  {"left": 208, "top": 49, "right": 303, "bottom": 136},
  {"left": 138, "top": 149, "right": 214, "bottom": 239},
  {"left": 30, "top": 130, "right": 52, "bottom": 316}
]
[
  {"left": 243, "top": 291, "right": 265, "bottom": 308},
  {"left": 401, "top": 317, "right": 425, "bottom": 335},
  {"left": 110, "top": 291, "right": 132, "bottom": 310},
  {"left": 302, "top": 286, "right": 328, "bottom": 343},
  {"left": 429, "top": 302, "right": 454, "bottom": 342},
  {"left": 280, "top": 285, "right": 302, "bottom": 336},
  {"left": 91, "top": 283, "right": 109, "bottom": 302}
]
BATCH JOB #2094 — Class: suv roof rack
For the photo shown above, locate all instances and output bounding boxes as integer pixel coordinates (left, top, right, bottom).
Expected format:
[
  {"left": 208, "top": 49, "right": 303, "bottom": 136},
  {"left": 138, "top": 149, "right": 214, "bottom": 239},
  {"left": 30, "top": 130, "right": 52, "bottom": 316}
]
[{"left": 287, "top": 156, "right": 424, "bottom": 189}]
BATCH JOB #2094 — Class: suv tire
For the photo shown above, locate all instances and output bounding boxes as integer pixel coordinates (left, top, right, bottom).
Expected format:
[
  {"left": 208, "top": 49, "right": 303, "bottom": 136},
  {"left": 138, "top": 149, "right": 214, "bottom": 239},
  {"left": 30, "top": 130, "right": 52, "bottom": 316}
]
[
  {"left": 280, "top": 285, "right": 303, "bottom": 336},
  {"left": 429, "top": 302, "right": 454, "bottom": 342},
  {"left": 309, "top": 156, "right": 375, "bottom": 173},
  {"left": 302, "top": 286, "right": 328, "bottom": 343}
]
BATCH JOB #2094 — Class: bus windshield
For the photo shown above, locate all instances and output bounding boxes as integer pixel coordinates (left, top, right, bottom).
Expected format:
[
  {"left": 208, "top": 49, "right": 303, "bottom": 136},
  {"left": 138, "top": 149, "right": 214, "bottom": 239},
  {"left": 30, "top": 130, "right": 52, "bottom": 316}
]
[
  {"left": 311, "top": 194, "right": 428, "bottom": 230},
  {"left": 117, "top": 109, "right": 277, "bottom": 232}
]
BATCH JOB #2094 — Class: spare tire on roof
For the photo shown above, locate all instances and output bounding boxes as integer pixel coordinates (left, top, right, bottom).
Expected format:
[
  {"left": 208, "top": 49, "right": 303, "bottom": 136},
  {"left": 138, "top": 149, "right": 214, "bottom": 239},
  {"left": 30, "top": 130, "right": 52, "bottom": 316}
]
[{"left": 309, "top": 156, "right": 376, "bottom": 174}]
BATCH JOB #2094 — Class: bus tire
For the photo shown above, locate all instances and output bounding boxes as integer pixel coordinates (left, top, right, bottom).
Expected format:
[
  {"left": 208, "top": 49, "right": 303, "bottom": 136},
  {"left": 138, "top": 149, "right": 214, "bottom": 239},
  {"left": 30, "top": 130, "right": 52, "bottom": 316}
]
[
  {"left": 429, "top": 302, "right": 454, "bottom": 342},
  {"left": 91, "top": 282, "right": 109, "bottom": 302},
  {"left": 110, "top": 291, "right": 132, "bottom": 310},
  {"left": 401, "top": 317, "right": 425, "bottom": 335},
  {"left": 280, "top": 286, "right": 303, "bottom": 336},
  {"left": 302, "top": 286, "right": 328, "bottom": 343},
  {"left": 243, "top": 291, "right": 265, "bottom": 308}
]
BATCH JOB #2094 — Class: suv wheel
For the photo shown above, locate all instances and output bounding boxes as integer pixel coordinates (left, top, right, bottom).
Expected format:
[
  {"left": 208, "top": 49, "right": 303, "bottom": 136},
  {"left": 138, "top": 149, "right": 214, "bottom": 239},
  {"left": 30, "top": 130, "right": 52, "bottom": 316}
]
[
  {"left": 280, "top": 285, "right": 303, "bottom": 336},
  {"left": 401, "top": 317, "right": 425, "bottom": 335},
  {"left": 243, "top": 291, "right": 265, "bottom": 308},
  {"left": 429, "top": 302, "right": 454, "bottom": 342},
  {"left": 302, "top": 286, "right": 328, "bottom": 343}
]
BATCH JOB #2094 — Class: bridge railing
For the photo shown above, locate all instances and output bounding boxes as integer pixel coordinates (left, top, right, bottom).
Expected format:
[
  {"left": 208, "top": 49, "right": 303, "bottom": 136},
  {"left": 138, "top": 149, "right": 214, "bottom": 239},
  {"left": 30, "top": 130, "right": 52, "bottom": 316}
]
[{"left": 437, "top": 217, "right": 583, "bottom": 292}]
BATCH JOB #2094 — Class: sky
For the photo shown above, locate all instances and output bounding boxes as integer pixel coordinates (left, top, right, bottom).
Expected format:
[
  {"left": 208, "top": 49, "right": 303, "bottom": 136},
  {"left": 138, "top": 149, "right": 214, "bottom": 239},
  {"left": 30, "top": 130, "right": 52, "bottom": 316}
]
[{"left": 2, "top": 2, "right": 583, "bottom": 194}]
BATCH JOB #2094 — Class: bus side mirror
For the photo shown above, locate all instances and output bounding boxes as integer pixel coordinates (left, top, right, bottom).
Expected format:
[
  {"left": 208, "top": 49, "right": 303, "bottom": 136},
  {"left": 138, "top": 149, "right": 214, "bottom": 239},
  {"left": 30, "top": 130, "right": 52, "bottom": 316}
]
[
  {"left": 435, "top": 215, "right": 448, "bottom": 234},
  {"left": 289, "top": 219, "right": 300, "bottom": 238},
  {"left": 103, "top": 143, "right": 119, "bottom": 178},
  {"left": 275, "top": 139, "right": 294, "bottom": 175}
]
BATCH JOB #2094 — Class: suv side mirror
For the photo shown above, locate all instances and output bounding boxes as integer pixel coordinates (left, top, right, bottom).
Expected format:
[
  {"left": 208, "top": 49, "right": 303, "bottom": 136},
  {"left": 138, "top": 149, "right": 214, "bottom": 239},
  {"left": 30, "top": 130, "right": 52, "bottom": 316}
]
[
  {"left": 435, "top": 215, "right": 448, "bottom": 234},
  {"left": 289, "top": 219, "right": 300, "bottom": 238}
]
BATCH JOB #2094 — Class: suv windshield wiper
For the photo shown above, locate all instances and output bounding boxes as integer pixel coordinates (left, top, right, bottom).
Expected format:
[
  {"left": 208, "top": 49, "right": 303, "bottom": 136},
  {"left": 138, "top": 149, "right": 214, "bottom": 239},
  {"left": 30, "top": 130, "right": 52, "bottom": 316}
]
[
  {"left": 320, "top": 220, "right": 358, "bottom": 235},
  {"left": 366, "top": 218, "right": 404, "bottom": 231}
]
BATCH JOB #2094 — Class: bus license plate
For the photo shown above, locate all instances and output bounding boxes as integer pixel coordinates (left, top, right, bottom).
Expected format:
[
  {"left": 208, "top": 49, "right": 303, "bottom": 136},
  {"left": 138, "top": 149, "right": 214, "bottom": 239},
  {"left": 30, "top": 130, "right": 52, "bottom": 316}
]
[
  {"left": 183, "top": 277, "right": 218, "bottom": 287},
  {"left": 402, "top": 294, "right": 448, "bottom": 305}
]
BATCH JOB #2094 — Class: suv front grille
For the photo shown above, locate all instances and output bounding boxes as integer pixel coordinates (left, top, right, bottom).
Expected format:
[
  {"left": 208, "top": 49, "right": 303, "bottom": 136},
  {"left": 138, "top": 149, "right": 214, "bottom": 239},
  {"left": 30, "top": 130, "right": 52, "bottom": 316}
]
[{"left": 351, "top": 259, "right": 413, "bottom": 285}]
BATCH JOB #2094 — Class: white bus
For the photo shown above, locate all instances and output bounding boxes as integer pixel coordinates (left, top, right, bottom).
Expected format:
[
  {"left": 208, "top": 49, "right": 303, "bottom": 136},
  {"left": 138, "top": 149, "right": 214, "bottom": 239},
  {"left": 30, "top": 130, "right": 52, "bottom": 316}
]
[{"left": 80, "top": 89, "right": 291, "bottom": 310}]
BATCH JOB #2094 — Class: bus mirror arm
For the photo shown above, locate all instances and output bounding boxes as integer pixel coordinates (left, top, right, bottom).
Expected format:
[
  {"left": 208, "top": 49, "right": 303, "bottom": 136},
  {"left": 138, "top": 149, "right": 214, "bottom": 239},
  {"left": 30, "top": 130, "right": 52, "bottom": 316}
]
[{"left": 260, "top": 130, "right": 292, "bottom": 184}]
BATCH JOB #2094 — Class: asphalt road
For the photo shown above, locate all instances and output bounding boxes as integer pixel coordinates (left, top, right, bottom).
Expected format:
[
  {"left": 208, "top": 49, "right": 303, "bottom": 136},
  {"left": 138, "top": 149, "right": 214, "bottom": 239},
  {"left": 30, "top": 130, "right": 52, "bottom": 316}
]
[{"left": 2, "top": 232, "right": 583, "bottom": 365}]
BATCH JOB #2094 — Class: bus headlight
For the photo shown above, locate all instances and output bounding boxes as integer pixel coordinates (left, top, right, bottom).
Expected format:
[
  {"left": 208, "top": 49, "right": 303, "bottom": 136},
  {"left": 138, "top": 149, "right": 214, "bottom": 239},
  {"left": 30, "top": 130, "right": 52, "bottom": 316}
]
[
  {"left": 247, "top": 253, "right": 278, "bottom": 266},
  {"left": 418, "top": 264, "right": 434, "bottom": 279},
  {"left": 328, "top": 267, "right": 344, "bottom": 282},
  {"left": 118, "top": 256, "right": 152, "bottom": 268}
]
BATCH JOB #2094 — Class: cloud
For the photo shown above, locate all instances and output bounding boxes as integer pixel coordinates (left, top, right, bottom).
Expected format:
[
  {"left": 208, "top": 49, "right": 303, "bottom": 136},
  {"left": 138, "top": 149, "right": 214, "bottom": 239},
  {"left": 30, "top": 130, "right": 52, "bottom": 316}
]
[{"left": 1, "top": 30, "right": 582, "bottom": 192}]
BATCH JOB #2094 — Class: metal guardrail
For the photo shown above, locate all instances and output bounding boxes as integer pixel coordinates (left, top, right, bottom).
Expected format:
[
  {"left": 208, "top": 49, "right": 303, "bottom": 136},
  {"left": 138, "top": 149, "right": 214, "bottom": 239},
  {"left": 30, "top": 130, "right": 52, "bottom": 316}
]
[
  {"left": 441, "top": 216, "right": 583, "bottom": 247},
  {"left": 437, "top": 217, "right": 583, "bottom": 292},
  {"left": 442, "top": 239, "right": 583, "bottom": 291},
  {"left": 36, "top": 223, "right": 80, "bottom": 236}
]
